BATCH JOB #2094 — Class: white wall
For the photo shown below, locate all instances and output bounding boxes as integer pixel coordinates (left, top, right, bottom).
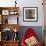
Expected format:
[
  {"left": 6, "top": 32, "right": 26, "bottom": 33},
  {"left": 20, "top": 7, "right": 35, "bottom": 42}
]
[
  {"left": 0, "top": 0, "right": 44, "bottom": 26},
  {"left": 18, "top": 0, "right": 44, "bottom": 26}
]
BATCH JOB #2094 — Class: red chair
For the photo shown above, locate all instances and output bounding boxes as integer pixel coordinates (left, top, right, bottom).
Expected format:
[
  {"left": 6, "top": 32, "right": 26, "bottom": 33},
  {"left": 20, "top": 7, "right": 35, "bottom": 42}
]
[{"left": 21, "top": 28, "right": 41, "bottom": 46}]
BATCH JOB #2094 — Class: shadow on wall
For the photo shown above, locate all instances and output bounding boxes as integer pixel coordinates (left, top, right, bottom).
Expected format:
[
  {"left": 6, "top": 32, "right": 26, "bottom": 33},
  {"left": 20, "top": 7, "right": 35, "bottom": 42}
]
[{"left": 18, "top": 26, "right": 43, "bottom": 44}]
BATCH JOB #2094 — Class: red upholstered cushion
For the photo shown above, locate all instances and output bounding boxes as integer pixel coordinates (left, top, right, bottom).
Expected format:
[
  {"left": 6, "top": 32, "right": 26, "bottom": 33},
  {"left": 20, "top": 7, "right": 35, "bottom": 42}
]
[
  {"left": 21, "top": 28, "right": 41, "bottom": 46},
  {"left": 24, "top": 28, "right": 36, "bottom": 39}
]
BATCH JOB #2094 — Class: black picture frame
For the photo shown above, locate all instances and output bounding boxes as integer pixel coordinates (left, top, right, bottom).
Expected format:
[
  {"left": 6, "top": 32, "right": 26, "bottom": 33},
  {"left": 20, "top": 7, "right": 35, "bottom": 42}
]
[{"left": 23, "top": 7, "right": 38, "bottom": 22}]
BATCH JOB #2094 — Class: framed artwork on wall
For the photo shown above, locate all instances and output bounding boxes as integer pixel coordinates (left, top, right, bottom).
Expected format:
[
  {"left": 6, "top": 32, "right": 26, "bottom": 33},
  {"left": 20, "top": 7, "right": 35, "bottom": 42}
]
[
  {"left": 2, "top": 10, "right": 9, "bottom": 15},
  {"left": 23, "top": 7, "right": 38, "bottom": 22}
]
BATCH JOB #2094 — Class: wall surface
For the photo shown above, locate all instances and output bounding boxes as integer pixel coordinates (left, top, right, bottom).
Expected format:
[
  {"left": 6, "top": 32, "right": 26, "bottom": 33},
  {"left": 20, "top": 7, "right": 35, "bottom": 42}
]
[
  {"left": 0, "top": 0, "right": 44, "bottom": 26},
  {"left": 18, "top": 0, "right": 44, "bottom": 26}
]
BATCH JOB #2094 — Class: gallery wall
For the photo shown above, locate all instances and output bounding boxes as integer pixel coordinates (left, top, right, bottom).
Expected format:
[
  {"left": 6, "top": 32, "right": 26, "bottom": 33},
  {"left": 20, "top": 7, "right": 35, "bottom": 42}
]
[{"left": 0, "top": 0, "right": 44, "bottom": 26}]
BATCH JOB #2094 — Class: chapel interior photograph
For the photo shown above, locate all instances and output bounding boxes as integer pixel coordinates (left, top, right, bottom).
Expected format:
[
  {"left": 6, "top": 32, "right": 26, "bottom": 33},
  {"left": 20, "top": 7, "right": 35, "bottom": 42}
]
[{"left": 0, "top": 0, "right": 45, "bottom": 46}]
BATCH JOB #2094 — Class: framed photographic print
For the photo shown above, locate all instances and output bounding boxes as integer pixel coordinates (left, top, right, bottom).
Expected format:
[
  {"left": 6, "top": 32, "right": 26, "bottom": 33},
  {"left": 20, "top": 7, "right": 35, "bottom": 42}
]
[
  {"left": 23, "top": 7, "right": 38, "bottom": 22},
  {"left": 2, "top": 10, "right": 9, "bottom": 15}
]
